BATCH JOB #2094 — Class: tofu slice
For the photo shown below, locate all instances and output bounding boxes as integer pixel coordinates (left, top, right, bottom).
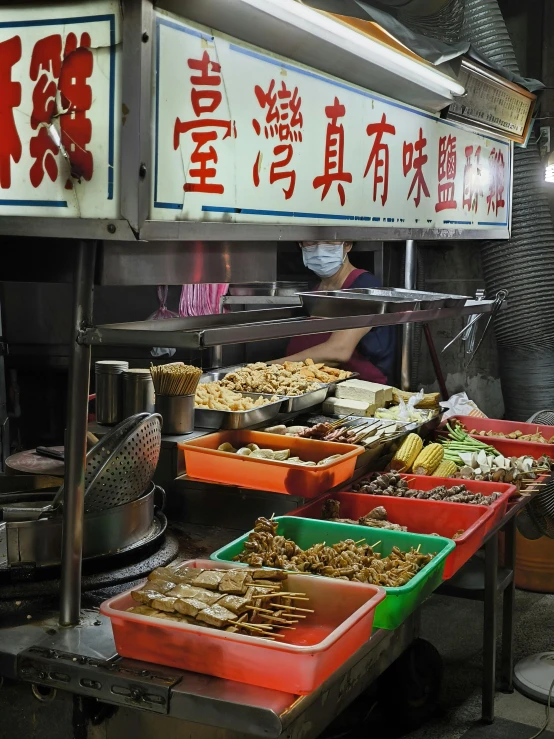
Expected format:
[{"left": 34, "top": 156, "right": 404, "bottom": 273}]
[
  {"left": 148, "top": 567, "right": 178, "bottom": 582},
  {"left": 175, "top": 597, "right": 209, "bottom": 618},
  {"left": 131, "top": 589, "right": 163, "bottom": 605},
  {"left": 322, "top": 397, "right": 371, "bottom": 417},
  {"left": 252, "top": 569, "right": 288, "bottom": 581},
  {"left": 191, "top": 590, "right": 222, "bottom": 606},
  {"left": 217, "top": 595, "right": 251, "bottom": 615},
  {"left": 126, "top": 605, "right": 159, "bottom": 616},
  {"left": 151, "top": 596, "right": 178, "bottom": 613},
  {"left": 192, "top": 570, "right": 225, "bottom": 590},
  {"left": 147, "top": 580, "right": 177, "bottom": 595},
  {"left": 197, "top": 604, "right": 238, "bottom": 628},
  {"left": 218, "top": 570, "right": 251, "bottom": 595}
]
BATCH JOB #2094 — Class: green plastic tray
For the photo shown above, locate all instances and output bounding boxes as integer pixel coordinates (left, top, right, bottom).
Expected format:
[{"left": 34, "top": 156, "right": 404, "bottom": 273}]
[{"left": 210, "top": 517, "right": 455, "bottom": 630}]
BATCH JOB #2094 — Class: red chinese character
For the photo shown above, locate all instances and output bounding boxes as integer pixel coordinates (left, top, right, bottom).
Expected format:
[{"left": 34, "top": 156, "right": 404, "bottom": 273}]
[
  {"left": 364, "top": 113, "right": 395, "bottom": 206},
  {"left": 463, "top": 145, "right": 482, "bottom": 212},
  {"left": 486, "top": 148, "right": 506, "bottom": 215},
  {"left": 435, "top": 134, "right": 457, "bottom": 212},
  {"left": 252, "top": 79, "right": 303, "bottom": 200},
  {"left": 312, "top": 97, "right": 352, "bottom": 206},
  {"left": 30, "top": 35, "right": 62, "bottom": 187},
  {"left": 0, "top": 36, "right": 22, "bottom": 189},
  {"left": 29, "top": 33, "right": 93, "bottom": 188},
  {"left": 174, "top": 51, "right": 235, "bottom": 195},
  {"left": 403, "top": 128, "right": 430, "bottom": 207}
]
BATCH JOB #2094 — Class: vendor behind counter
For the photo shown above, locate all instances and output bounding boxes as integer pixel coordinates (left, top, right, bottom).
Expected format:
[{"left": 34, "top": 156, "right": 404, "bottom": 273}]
[{"left": 273, "top": 241, "right": 396, "bottom": 383}]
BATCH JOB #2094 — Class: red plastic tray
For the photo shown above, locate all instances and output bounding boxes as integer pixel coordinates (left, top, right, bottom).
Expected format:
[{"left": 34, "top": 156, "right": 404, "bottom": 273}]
[
  {"left": 287, "top": 492, "right": 494, "bottom": 580},
  {"left": 100, "top": 559, "right": 385, "bottom": 695},
  {"left": 446, "top": 416, "right": 554, "bottom": 449},
  {"left": 179, "top": 430, "right": 363, "bottom": 497}
]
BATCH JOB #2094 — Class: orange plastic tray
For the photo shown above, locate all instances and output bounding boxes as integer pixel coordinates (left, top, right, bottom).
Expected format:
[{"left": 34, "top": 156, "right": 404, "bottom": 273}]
[
  {"left": 101, "top": 559, "right": 385, "bottom": 694},
  {"left": 179, "top": 430, "right": 363, "bottom": 497}
]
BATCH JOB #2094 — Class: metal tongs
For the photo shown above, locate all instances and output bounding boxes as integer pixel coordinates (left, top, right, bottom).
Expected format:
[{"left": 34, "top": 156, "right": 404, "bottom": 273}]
[{"left": 442, "top": 289, "right": 508, "bottom": 367}]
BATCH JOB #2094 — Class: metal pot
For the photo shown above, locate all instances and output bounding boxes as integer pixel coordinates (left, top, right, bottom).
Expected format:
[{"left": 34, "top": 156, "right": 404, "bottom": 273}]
[{"left": 0, "top": 482, "right": 164, "bottom": 568}]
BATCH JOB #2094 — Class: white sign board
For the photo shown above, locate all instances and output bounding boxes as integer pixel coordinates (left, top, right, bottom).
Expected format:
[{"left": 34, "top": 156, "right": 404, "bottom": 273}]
[
  {"left": 0, "top": 1, "right": 120, "bottom": 219},
  {"left": 153, "top": 12, "right": 512, "bottom": 235}
]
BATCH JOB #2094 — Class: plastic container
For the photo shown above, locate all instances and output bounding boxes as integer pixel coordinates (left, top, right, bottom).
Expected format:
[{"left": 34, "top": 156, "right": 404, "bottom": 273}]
[
  {"left": 446, "top": 416, "right": 554, "bottom": 449},
  {"left": 210, "top": 518, "right": 454, "bottom": 630},
  {"left": 288, "top": 492, "right": 494, "bottom": 580},
  {"left": 100, "top": 559, "right": 385, "bottom": 694},
  {"left": 179, "top": 431, "right": 363, "bottom": 497}
]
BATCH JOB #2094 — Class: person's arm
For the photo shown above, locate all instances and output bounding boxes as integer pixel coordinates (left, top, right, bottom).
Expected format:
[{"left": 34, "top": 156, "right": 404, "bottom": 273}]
[{"left": 272, "top": 327, "right": 370, "bottom": 365}]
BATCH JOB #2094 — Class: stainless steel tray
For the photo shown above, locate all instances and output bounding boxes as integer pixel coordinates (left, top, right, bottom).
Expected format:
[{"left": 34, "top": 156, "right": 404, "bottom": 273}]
[
  {"left": 201, "top": 366, "right": 332, "bottom": 414},
  {"left": 299, "top": 290, "right": 419, "bottom": 318},
  {"left": 194, "top": 393, "right": 286, "bottom": 430},
  {"left": 340, "top": 287, "right": 468, "bottom": 309}
]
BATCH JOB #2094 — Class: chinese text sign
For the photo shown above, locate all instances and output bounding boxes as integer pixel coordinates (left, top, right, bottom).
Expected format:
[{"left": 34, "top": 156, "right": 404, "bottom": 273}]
[{"left": 153, "top": 13, "right": 511, "bottom": 234}]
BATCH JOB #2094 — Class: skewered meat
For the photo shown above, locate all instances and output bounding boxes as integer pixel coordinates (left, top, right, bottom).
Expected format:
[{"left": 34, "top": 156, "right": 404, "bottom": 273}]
[
  {"left": 321, "top": 499, "right": 407, "bottom": 531},
  {"left": 235, "top": 518, "right": 432, "bottom": 587},
  {"left": 352, "top": 473, "right": 503, "bottom": 506}
]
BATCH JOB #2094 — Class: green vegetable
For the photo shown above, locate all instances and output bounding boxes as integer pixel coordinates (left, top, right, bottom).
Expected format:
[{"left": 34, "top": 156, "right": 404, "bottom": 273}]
[{"left": 439, "top": 422, "right": 500, "bottom": 467}]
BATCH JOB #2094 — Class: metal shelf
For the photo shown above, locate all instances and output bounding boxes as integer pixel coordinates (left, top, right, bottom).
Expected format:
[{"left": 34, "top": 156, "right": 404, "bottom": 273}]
[{"left": 79, "top": 300, "right": 496, "bottom": 350}]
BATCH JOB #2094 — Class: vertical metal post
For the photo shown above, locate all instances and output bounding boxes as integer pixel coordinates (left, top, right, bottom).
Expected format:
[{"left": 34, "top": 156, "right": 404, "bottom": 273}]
[
  {"left": 401, "top": 240, "right": 416, "bottom": 391},
  {"left": 482, "top": 532, "right": 499, "bottom": 723},
  {"left": 60, "top": 241, "right": 97, "bottom": 626},
  {"left": 501, "top": 517, "right": 516, "bottom": 692}
]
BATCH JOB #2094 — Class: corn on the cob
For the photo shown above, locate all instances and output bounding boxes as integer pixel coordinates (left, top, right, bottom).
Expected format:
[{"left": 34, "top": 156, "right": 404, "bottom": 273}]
[
  {"left": 391, "top": 389, "right": 441, "bottom": 409},
  {"left": 390, "top": 434, "right": 423, "bottom": 472},
  {"left": 431, "top": 460, "right": 458, "bottom": 478},
  {"left": 412, "top": 443, "right": 444, "bottom": 476}
]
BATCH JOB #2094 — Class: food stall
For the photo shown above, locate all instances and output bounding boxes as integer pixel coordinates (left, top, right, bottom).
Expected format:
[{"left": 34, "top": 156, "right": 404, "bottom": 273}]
[{"left": 0, "top": 1, "right": 544, "bottom": 737}]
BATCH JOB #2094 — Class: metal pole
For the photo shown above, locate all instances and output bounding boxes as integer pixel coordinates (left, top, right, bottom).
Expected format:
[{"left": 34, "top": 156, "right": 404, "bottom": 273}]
[
  {"left": 401, "top": 240, "right": 416, "bottom": 391},
  {"left": 60, "top": 240, "right": 96, "bottom": 626}
]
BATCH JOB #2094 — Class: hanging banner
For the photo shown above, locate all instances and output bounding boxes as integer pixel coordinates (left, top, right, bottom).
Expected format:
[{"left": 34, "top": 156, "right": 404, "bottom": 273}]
[
  {"left": 0, "top": 1, "right": 121, "bottom": 219},
  {"left": 153, "top": 11, "right": 512, "bottom": 235}
]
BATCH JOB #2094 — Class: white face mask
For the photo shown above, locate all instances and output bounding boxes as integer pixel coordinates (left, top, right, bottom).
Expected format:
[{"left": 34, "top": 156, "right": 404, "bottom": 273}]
[{"left": 302, "top": 242, "right": 346, "bottom": 279}]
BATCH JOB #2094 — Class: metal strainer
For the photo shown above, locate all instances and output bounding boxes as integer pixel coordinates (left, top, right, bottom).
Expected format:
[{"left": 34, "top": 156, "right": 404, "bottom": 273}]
[{"left": 55, "top": 413, "right": 162, "bottom": 513}]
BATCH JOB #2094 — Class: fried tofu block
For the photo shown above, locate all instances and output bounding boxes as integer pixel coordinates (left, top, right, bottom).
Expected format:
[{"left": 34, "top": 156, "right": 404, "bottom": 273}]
[
  {"left": 252, "top": 569, "right": 288, "bottom": 581},
  {"left": 167, "top": 584, "right": 199, "bottom": 598},
  {"left": 151, "top": 596, "right": 178, "bottom": 613},
  {"left": 218, "top": 570, "right": 251, "bottom": 595},
  {"left": 131, "top": 589, "right": 162, "bottom": 605},
  {"left": 126, "top": 605, "right": 159, "bottom": 616},
  {"left": 168, "top": 566, "right": 205, "bottom": 583},
  {"left": 148, "top": 567, "right": 177, "bottom": 582},
  {"left": 197, "top": 604, "right": 238, "bottom": 628},
  {"left": 175, "top": 597, "right": 209, "bottom": 618},
  {"left": 217, "top": 595, "right": 251, "bottom": 614},
  {"left": 246, "top": 586, "right": 275, "bottom": 598},
  {"left": 192, "top": 570, "right": 225, "bottom": 590},
  {"left": 191, "top": 590, "right": 222, "bottom": 606},
  {"left": 154, "top": 612, "right": 187, "bottom": 622},
  {"left": 147, "top": 580, "right": 177, "bottom": 594}
]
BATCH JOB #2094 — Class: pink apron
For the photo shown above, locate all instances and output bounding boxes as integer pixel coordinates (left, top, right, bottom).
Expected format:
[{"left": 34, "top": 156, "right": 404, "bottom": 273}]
[{"left": 286, "top": 269, "right": 388, "bottom": 383}]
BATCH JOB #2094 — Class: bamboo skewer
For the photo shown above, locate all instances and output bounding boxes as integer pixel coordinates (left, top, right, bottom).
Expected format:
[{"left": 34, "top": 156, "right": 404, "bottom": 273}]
[{"left": 150, "top": 362, "right": 202, "bottom": 396}]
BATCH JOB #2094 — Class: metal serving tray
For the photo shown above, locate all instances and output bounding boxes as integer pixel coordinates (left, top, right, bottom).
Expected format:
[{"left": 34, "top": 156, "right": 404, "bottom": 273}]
[
  {"left": 281, "top": 383, "right": 329, "bottom": 413},
  {"left": 340, "top": 288, "right": 469, "bottom": 309},
  {"left": 299, "top": 290, "right": 419, "bottom": 318},
  {"left": 194, "top": 393, "right": 286, "bottom": 430},
  {"left": 200, "top": 366, "right": 331, "bottom": 414}
]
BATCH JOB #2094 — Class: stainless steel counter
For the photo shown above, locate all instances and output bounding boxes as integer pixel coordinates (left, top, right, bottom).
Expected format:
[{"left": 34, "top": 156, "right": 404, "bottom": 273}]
[{"left": 0, "top": 606, "right": 418, "bottom": 738}]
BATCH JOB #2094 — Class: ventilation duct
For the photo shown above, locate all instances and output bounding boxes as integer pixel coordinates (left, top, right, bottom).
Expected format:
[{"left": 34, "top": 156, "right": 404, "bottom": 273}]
[{"left": 361, "top": 0, "right": 552, "bottom": 419}]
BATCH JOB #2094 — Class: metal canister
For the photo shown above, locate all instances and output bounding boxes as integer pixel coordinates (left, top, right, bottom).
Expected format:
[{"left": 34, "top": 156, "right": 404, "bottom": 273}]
[
  {"left": 95, "top": 360, "right": 129, "bottom": 425},
  {"left": 155, "top": 394, "right": 195, "bottom": 434},
  {"left": 122, "top": 368, "right": 155, "bottom": 418}
]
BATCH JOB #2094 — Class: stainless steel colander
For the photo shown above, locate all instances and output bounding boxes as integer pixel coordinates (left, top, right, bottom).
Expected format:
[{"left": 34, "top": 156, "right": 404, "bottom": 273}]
[{"left": 55, "top": 412, "right": 162, "bottom": 513}]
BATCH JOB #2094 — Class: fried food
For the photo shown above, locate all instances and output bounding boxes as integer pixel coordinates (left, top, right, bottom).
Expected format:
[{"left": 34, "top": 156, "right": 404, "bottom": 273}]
[
  {"left": 129, "top": 565, "right": 312, "bottom": 640},
  {"left": 221, "top": 363, "right": 322, "bottom": 396},
  {"left": 235, "top": 517, "right": 432, "bottom": 587},
  {"left": 351, "top": 472, "right": 503, "bottom": 505},
  {"left": 195, "top": 382, "right": 279, "bottom": 412}
]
